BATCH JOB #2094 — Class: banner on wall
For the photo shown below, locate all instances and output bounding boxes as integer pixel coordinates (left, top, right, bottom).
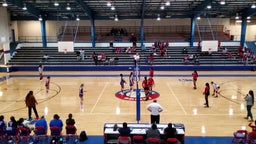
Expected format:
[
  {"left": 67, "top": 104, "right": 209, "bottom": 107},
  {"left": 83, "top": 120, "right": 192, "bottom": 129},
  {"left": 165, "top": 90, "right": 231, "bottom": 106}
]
[
  {"left": 58, "top": 41, "right": 74, "bottom": 52},
  {"left": 201, "top": 40, "right": 218, "bottom": 52}
]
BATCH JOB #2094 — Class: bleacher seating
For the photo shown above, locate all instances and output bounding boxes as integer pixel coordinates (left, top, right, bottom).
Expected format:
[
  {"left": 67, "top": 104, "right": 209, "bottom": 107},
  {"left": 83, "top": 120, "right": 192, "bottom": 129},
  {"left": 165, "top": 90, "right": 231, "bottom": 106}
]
[{"left": 8, "top": 45, "right": 251, "bottom": 66}]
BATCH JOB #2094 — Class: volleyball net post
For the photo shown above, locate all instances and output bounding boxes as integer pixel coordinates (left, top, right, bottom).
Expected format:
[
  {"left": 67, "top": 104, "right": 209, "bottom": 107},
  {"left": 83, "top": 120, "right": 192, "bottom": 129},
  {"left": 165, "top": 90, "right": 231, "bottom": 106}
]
[{"left": 135, "top": 62, "right": 140, "bottom": 123}]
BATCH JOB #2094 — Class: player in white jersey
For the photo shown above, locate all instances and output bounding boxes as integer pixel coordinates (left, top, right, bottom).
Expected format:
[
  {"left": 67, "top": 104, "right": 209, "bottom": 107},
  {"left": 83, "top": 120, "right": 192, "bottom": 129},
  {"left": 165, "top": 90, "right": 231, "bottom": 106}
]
[{"left": 211, "top": 81, "right": 220, "bottom": 97}]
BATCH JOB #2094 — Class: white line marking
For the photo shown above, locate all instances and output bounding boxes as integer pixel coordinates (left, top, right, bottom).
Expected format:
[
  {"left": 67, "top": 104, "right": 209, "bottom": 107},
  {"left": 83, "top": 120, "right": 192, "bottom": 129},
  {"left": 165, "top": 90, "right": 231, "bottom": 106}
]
[
  {"left": 167, "top": 82, "right": 187, "bottom": 115},
  {"left": 90, "top": 82, "right": 108, "bottom": 113}
]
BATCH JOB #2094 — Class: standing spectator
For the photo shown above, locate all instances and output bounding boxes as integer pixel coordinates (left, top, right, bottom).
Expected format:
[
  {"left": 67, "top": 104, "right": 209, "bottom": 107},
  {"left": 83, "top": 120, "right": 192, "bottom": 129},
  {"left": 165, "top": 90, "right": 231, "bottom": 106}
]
[
  {"left": 192, "top": 70, "right": 198, "bottom": 89},
  {"left": 76, "top": 50, "right": 81, "bottom": 61},
  {"left": 49, "top": 114, "right": 63, "bottom": 132},
  {"left": 35, "top": 116, "right": 48, "bottom": 134},
  {"left": 92, "top": 52, "right": 98, "bottom": 65},
  {"left": 146, "top": 123, "right": 160, "bottom": 143},
  {"left": 164, "top": 123, "right": 178, "bottom": 141},
  {"left": 147, "top": 100, "right": 163, "bottom": 124},
  {"left": 119, "top": 74, "right": 126, "bottom": 93},
  {"left": 245, "top": 90, "right": 254, "bottom": 122},
  {"left": 38, "top": 64, "right": 43, "bottom": 80},
  {"left": 25, "top": 91, "right": 39, "bottom": 119},
  {"left": 211, "top": 81, "right": 220, "bottom": 97},
  {"left": 118, "top": 122, "right": 132, "bottom": 136},
  {"left": 80, "top": 49, "right": 85, "bottom": 61},
  {"left": 45, "top": 76, "right": 50, "bottom": 94},
  {"left": 66, "top": 113, "right": 75, "bottom": 126},
  {"left": 79, "top": 84, "right": 85, "bottom": 109},
  {"left": 149, "top": 53, "right": 154, "bottom": 65},
  {"left": 203, "top": 83, "right": 210, "bottom": 108}
]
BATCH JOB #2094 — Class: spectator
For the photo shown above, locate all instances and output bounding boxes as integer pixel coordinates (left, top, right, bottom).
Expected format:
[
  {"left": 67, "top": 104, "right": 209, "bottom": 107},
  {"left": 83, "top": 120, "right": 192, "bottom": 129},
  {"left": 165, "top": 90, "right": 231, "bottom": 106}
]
[
  {"left": 147, "top": 100, "right": 163, "bottom": 124},
  {"left": 164, "top": 123, "right": 178, "bottom": 141},
  {"left": 76, "top": 50, "right": 81, "bottom": 61},
  {"left": 80, "top": 49, "right": 85, "bottom": 61},
  {"left": 66, "top": 113, "right": 75, "bottom": 126},
  {"left": 182, "top": 47, "right": 188, "bottom": 54},
  {"left": 42, "top": 54, "right": 49, "bottom": 62},
  {"left": 146, "top": 123, "right": 160, "bottom": 143},
  {"left": 0, "top": 115, "right": 6, "bottom": 131},
  {"left": 49, "top": 114, "right": 63, "bottom": 132},
  {"left": 249, "top": 120, "right": 256, "bottom": 132},
  {"left": 92, "top": 52, "right": 98, "bottom": 65},
  {"left": 35, "top": 116, "right": 48, "bottom": 134},
  {"left": 7, "top": 116, "right": 17, "bottom": 129},
  {"left": 118, "top": 122, "right": 132, "bottom": 136}
]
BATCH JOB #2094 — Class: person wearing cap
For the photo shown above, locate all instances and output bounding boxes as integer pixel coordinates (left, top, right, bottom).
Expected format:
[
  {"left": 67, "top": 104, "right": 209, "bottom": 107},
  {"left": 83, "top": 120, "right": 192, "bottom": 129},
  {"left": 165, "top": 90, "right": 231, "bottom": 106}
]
[{"left": 147, "top": 100, "right": 163, "bottom": 124}]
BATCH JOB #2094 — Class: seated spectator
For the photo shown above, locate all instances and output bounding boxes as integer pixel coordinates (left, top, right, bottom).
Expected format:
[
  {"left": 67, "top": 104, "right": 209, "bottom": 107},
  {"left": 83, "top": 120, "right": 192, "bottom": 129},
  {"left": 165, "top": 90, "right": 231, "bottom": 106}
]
[
  {"left": 222, "top": 47, "right": 228, "bottom": 56},
  {"left": 182, "top": 47, "right": 188, "bottom": 54},
  {"left": 118, "top": 122, "right": 132, "bottom": 136},
  {"left": 184, "top": 56, "right": 189, "bottom": 64},
  {"left": 49, "top": 114, "right": 63, "bottom": 132},
  {"left": 188, "top": 54, "right": 194, "bottom": 61},
  {"left": 146, "top": 123, "right": 160, "bottom": 143},
  {"left": 228, "top": 51, "right": 233, "bottom": 59},
  {"left": 92, "top": 52, "right": 98, "bottom": 65},
  {"left": 160, "top": 48, "right": 166, "bottom": 57},
  {"left": 0, "top": 115, "right": 6, "bottom": 131},
  {"left": 66, "top": 113, "right": 75, "bottom": 126},
  {"left": 149, "top": 53, "right": 154, "bottom": 65},
  {"left": 42, "top": 54, "right": 49, "bottom": 62},
  {"left": 164, "top": 123, "right": 178, "bottom": 141},
  {"left": 76, "top": 51, "right": 81, "bottom": 61},
  {"left": 35, "top": 116, "right": 48, "bottom": 134},
  {"left": 17, "top": 118, "right": 31, "bottom": 135},
  {"left": 7, "top": 116, "right": 17, "bottom": 129},
  {"left": 109, "top": 41, "right": 113, "bottom": 48}
]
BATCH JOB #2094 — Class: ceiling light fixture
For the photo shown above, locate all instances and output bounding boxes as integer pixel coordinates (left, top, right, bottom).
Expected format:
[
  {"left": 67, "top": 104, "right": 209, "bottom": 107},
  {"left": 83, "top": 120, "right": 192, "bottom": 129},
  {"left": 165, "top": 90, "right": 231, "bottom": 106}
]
[
  {"left": 76, "top": 15, "right": 80, "bottom": 21},
  {"left": 54, "top": 1, "right": 59, "bottom": 7},
  {"left": 160, "top": 5, "right": 165, "bottom": 10},
  {"left": 251, "top": 2, "right": 256, "bottom": 8},
  {"left": 66, "top": 3, "right": 71, "bottom": 10},
  {"left": 22, "top": 3, "right": 27, "bottom": 10},
  {"left": 207, "top": 4, "right": 211, "bottom": 9},
  {"left": 107, "top": 1, "right": 111, "bottom": 7},
  {"left": 2, "top": 0, "right": 8, "bottom": 7},
  {"left": 197, "top": 16, "right": 201, "bottom": 20},
  {"left": 157, "top": 14, "right": 161, "bottom": 21},
  {"left": 235, "top": 13, "right": 239, "bottom": 20},
  {"left": 111, "top": 6, "right": 115, "bottom": 10},
  {"left": 247, "top": 16, "right": 251, "bottom": 19},
  {"left": 165, "top": 1, "right": 170, "bottom": 6},
  {"left": 220, "top": 0, "right": 225, "bottom": 5},
  {"left": 114, "top": 15, "right": 118, "bottom": 21},
  {"left": 38, "top": 15, "right": 43, "bottom": 21}
]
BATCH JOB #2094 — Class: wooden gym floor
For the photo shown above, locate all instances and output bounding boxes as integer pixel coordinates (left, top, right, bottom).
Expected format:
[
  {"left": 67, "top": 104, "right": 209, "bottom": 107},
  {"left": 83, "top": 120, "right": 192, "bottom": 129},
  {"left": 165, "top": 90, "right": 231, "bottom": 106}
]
[{"left": 0, "top": 71, "right": 255, "bottom": 137}]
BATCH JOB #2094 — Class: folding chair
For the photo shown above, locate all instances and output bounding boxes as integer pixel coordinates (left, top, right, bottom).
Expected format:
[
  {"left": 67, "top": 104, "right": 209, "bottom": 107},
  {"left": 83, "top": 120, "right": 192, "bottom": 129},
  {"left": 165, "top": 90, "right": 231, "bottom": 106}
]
[
  {"left": 50, "top": 126, "right": 61, "bottom": 141},
  {"left": 18, "top": 126, "right": 31, "bottom": 142},
  {"left": 232, "top": 129, "right": 248, "bottom": 144},
  {"left": 133, "top": 135, "right": 144, "bottom": 144},
  {"left": 5, "top": 127, "right": 18, "bottom": 143},
  {"left": 34, "top": 126, "right": 47, "bottom": 142},
  {"left": 166, "top": 138, "right": 178, "bottom": 144},
  {"left": 65, "top": 125, "right": 77, "bottom": 143},
  {"left": 117, "top": 136, "right": 131, "bottom": 144},
  {"left": 147, "top": 137, "right": 160, "bottom": 144}
]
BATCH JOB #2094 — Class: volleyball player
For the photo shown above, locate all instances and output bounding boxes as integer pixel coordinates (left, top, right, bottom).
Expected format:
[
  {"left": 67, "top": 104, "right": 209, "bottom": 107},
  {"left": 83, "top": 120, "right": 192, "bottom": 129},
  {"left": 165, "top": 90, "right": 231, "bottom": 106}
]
[
  {"left": 79, "top": 84, "right": 85, "bottom": 109},
  {"left": 45, "top": 76, "right": 50, "bottom": 93}
]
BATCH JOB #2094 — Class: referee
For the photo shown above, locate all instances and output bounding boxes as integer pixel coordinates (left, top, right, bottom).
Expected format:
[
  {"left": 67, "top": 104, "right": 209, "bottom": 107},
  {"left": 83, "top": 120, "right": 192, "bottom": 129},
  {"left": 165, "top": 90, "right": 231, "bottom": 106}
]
[{"left": 147, "top": 100, "right": 163, "bottom": 124}]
